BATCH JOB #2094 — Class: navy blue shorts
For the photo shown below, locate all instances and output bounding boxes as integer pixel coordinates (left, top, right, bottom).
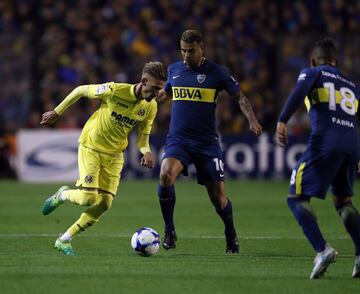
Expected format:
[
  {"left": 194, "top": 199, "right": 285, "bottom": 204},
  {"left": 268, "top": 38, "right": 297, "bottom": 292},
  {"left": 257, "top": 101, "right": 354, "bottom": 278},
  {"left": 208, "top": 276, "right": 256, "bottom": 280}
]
[
  {"left": 289, "top": 147, "right": 357, "bottom": 199},
  {"left": 162, "top": 141, "right": 224, "bottom": 185}
]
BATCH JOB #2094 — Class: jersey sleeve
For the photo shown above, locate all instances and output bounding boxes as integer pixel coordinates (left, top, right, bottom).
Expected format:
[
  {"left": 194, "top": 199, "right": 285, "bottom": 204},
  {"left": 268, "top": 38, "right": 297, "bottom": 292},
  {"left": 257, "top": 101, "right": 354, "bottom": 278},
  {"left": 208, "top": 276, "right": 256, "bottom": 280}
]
[
  {"left": 218, "top": 66, "right": 240, "bottom": 96},
  {"left": 278, "top": 68, "right": 317, "bottom": 123},
  {"left": 164, "top": 66, "right": 173, "bottom": 96},
  {"left": 138, "top": 101, "right": 158, "bottom": 135},
  {"left": 87, "top": 82, "right": 115, "bottom": 101}
]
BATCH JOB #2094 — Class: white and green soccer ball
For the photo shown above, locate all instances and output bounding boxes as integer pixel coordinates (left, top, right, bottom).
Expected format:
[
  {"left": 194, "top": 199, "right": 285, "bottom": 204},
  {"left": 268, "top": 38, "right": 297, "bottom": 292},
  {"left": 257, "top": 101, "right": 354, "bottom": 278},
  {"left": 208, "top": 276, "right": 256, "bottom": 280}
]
[{"left": 131, "top": 227, "right": 160, "bottom": 257}]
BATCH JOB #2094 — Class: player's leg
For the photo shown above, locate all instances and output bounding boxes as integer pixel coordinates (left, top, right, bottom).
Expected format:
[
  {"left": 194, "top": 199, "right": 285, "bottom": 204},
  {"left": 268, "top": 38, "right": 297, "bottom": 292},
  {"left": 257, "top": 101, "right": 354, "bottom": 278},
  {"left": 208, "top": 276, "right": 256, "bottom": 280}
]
[
  {"left": 42, "top": 144, "right": 100, "bottom": 215},
  {"left": 194, "top": 154, "right": 238, "bottom": 253},
  {"left": 66, "top": 150, "right": 123, "bottom": 241},
  {"left": 333, "top": 195, "right": 360, "bottom": 278},
  {"left": 52, "top": 144, "right": 103, "bottom": 255},
  {"left": 158, "top": 157, "right": 183, "bottom": 250},
  {"left": 331, "top": 159, "right": 360, "bottom": 277},
  {"left": 204, "top": 180, "right": 239, "bottom": 254},
  {"left": 287, "top": 195, "right": 337, "bottom": 279},
  {"left": 64, "top": 190, "right": 113, "bottom": 240},
  {"left": 287, "top": 152, "right": 340, "bottom": 278}
]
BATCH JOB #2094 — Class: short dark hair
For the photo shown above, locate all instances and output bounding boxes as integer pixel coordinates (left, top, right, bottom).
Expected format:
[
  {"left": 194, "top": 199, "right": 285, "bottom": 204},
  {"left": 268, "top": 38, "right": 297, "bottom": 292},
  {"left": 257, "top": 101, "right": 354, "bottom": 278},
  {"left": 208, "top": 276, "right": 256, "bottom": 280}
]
[
  {"left": 312, "top": 38, "right": 337, "bottom": 62},
  {"left": 142, "top": 62, "right": 167, "bottom": 81},
  {"left": 181, "top": 29, "right": 203, "bottom": 44}
]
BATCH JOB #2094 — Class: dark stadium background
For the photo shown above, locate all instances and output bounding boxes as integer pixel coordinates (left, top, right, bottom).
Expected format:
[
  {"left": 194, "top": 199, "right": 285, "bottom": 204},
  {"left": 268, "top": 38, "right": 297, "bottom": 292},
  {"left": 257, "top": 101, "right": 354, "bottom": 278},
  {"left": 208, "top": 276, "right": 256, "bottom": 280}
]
[
  {"left": 1, "top": 0, "right": 360, "bottom": 179},
  {"left": 2, "top": 2, "right": 360, "bottom": 293}
]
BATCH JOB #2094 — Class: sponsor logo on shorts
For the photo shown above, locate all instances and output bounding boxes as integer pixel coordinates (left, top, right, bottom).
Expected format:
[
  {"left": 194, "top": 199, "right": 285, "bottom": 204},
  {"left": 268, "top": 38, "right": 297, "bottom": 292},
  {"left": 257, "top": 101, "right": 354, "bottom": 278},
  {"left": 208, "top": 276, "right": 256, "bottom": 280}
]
[{"left": 85, "top": 175, "right": 93, "bottom": 183}]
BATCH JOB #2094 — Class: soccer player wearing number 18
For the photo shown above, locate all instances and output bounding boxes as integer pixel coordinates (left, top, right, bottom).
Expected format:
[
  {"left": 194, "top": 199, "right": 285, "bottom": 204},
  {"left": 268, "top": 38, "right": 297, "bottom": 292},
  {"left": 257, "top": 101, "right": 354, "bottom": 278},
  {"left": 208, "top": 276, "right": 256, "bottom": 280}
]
[
  {"left": 156, "top": 30, "right": 262, "bottom": 253},
  {"left": 277, "top": 39, "right": 360, "bottom": 279}
]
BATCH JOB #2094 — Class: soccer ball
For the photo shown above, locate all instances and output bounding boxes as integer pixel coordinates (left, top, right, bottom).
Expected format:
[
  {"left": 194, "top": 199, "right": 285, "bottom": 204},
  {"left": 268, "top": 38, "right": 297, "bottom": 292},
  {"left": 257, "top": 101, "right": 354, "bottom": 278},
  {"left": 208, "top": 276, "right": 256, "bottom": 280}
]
[{"left": 131, "top": 227, "right": 160, "bottom": 257}]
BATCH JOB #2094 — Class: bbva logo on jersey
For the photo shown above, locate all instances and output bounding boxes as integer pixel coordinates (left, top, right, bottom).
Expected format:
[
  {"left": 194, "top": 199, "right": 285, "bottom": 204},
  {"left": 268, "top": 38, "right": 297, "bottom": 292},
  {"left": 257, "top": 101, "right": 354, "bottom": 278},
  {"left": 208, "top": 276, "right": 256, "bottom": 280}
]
[
  {"left": 173, "top": 88, "right": 202, "bottom": 99},
  {"left": 197, "top": 74, "right": 206, "bottom": 84}
]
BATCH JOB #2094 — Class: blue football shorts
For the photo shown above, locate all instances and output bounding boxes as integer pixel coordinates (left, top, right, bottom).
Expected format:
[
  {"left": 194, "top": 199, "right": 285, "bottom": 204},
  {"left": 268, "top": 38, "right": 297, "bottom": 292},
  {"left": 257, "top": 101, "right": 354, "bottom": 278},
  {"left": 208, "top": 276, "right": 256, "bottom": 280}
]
[
  {"left": 162, "top": 141, "right": 225, "bottom": 185},
  {"left": 289, "top": 147, "right": 357, "bottom": 199}
]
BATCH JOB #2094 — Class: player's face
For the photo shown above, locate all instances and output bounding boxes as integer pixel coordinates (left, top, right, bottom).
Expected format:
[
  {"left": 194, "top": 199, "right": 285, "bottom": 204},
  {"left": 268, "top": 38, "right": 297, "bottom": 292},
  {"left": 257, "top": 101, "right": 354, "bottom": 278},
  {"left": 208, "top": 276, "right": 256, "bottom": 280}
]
[
  {"left": 180, "top": 40, "right": 204, "bottom": 68},
  {"left": 141, "top": 73, "right": 165, "bottom": 102}
]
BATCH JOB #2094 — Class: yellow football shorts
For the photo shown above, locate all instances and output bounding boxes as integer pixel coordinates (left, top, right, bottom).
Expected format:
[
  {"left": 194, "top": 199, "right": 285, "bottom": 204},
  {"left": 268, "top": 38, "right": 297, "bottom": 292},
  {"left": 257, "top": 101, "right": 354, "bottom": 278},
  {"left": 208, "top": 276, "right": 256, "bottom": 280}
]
[{"left": 75, "top": 144, "right": 124, "bottom": 195}]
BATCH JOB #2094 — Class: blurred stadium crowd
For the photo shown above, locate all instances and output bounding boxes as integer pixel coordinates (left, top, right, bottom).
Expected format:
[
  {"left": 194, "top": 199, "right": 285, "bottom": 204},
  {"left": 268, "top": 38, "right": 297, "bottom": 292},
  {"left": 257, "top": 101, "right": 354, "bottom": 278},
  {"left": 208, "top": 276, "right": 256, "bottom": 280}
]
[{"left": 1, "top": 0, "right": 360, "bottom": 177}]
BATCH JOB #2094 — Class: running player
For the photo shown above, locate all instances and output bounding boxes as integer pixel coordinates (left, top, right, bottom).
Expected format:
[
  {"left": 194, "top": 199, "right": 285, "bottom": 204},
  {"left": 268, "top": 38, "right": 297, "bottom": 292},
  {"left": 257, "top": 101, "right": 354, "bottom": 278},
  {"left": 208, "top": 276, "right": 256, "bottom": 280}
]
[
  {"left": 40, "top": 62, "right": 167, "bottom": 255},
  {"left": 277, "top": 39, "right": 360, "bottom": 279},
  {"left": 156, "top": 30, "right": 262, "bottom": 253}
]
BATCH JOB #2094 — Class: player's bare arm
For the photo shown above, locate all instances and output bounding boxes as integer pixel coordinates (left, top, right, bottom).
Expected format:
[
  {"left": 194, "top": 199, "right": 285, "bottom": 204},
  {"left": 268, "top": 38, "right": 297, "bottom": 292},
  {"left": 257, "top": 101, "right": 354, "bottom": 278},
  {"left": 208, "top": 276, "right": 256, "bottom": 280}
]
[
  {"left": 140, "top": 152, "right": 154, "bottom": 169},
  {"left": 234, "top": 91, "right": 262, "bottom": 136},
  {"left": 276, "top": 121, "right": 288, "bottom": 147}
]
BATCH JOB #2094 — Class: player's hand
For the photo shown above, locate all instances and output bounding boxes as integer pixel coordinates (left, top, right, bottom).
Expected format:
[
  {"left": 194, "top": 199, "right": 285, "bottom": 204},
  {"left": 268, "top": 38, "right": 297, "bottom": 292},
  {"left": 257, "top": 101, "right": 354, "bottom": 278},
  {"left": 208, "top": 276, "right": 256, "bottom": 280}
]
[
  {"left": 249, "top": 119, "right": 262, "bottom": 136},
  {"left": 276, "top": 122, "right": 288, "bottom": 147},
  {"left": 40, "top": 110, "right": 60, "bottom": 126},
  {"left": 357, "top": 161, "right": 360, "bottom": 173},
  {"left": 155, "top": 89, "right": 170, "bottom": 104},
  {"left": 140, "top": 152, "right": 154, "bottom": 169}
]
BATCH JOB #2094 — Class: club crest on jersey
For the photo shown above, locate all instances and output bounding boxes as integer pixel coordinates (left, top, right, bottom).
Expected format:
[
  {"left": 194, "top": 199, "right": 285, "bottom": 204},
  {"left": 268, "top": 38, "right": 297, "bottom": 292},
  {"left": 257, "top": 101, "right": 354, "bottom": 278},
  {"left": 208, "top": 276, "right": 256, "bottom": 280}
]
[
  {"left": 197, "top": 74, "right": 206, "bottom": 84},
  {"left": 84, "top": 175, "right": 93, "bottom": 183},
  {"left": 138, "top": 109, "right": 145, "bottom": 116}
]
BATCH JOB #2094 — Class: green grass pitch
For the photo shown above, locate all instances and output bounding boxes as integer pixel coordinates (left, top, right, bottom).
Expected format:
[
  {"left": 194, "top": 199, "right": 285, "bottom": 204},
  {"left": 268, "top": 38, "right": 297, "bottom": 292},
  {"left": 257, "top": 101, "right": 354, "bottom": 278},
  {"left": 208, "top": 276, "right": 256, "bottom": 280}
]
[{"left": 0, "top": 180, "right": 359, "bottom": 293}]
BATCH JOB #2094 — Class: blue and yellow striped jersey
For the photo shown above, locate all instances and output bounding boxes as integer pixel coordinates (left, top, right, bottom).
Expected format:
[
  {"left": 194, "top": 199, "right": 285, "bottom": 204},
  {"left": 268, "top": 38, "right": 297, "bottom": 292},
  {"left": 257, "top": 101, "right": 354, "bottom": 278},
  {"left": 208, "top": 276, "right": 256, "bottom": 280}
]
[
  {"left": 164, "top": 59, "right": 240, "bottom": 148},
  {"left": 278, "top": 64, "right": 359, "bottom": 155}
]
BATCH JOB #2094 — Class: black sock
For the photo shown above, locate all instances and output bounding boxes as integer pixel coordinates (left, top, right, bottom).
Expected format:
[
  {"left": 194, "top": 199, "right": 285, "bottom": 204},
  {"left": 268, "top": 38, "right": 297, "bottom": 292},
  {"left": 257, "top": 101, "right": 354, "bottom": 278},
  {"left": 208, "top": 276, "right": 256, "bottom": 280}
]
[
  {"left": 158, "top": 184, "right": 176, "bottom": 233},
  {"left": 215, "top": 199, "right": 236, "bottom": 236},
  {"left": 336, "top": 201, "right": 360, "bottom": 256}
]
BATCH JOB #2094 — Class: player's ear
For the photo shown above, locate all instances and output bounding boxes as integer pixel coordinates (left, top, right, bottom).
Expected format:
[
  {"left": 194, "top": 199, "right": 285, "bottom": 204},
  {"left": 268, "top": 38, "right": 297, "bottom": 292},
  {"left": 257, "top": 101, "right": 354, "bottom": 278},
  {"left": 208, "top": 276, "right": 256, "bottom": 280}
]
[
  {"left": 310, "top": 58, "right": 316, "bottom": 67},
  {"left": 141, "top": 77, "right": 148, "bottom": 86}
]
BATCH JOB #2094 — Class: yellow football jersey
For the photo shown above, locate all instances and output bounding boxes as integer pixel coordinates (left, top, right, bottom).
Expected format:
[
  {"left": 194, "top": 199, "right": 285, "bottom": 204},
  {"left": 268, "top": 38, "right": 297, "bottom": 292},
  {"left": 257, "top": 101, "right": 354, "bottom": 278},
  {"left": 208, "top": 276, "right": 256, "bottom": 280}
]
[{"left": 55, "top": 83, "right": 157, "bottom": 155}]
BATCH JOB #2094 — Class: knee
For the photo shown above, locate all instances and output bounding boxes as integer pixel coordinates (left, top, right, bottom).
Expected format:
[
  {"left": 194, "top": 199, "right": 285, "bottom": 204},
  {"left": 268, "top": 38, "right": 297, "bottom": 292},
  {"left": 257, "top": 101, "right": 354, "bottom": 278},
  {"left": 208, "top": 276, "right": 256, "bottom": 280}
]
[
  {"left": 287, "top": 196, "right": 316, "bottom": 217},
  {"left": 159, "top": 170, "right": 176, "bottom": 186},
  {"left": 337, "top": 203, "right": 359, "bottom": 224},
  {"left": 210, "top": 193, "right": 227, "bottom": 210},
  {"left": 79, "top": 190, "right": 99, "bottom": 206},
  {"left": 98, "top": 194, "right": 113, "bottom": 211}
]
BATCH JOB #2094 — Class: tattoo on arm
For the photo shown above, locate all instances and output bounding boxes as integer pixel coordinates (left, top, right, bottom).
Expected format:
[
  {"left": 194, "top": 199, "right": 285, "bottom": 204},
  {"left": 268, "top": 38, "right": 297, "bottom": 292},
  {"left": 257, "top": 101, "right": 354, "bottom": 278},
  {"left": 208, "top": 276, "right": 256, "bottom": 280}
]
[{"left": 234, "top": 91, "right": 257, "bottom": 121}]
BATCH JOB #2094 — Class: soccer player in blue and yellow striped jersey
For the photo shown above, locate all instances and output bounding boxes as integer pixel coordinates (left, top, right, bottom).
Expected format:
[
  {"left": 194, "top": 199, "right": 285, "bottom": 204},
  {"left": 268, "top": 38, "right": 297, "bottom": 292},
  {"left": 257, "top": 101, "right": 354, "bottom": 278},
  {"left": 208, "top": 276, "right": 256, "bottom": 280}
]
[
  {"left": 277, "top": 39, "right": 360, "bottom": 279},
  {"left": 156, "top": 30, "right": 262, "bottom": 253},
  {"left": 40, "top": 62, "right": 167, "bottom": 255}
]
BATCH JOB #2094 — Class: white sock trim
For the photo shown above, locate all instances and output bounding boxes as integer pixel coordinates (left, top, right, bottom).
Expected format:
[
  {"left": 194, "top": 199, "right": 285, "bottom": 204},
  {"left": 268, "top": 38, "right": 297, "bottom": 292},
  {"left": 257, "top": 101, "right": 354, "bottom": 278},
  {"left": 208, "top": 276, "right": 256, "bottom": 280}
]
[{"left": 59, "top": 191, "right": 68, "bottom": 202}]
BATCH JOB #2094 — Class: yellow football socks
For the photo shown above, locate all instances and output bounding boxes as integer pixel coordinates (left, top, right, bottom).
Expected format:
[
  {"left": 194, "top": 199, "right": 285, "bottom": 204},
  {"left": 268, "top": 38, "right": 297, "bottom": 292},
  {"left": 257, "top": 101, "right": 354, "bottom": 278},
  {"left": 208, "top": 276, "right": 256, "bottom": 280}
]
[{"left": 65, "top": 189, "right": 99, "bottom": 206}]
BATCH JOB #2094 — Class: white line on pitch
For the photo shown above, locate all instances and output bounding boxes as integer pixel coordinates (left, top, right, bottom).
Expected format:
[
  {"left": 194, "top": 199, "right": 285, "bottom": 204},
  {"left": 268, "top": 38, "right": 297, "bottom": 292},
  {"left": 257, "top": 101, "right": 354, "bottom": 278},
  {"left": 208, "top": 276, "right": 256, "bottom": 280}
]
[{"left": 0, "top": 233, "right": 350, "bottom": 240}]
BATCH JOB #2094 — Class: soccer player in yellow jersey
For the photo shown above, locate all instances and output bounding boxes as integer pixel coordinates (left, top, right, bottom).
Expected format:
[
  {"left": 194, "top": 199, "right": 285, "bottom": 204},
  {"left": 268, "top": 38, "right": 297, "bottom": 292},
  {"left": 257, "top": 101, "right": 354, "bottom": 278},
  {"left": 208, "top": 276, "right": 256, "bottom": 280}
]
[{"left": 40, "top": 62, "right": 167, "bottom": 255}]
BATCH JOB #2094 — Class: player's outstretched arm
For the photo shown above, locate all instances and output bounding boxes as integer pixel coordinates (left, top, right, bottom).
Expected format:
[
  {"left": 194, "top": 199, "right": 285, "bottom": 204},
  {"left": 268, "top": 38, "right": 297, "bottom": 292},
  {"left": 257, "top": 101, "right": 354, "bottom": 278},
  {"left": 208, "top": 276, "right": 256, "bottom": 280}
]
[
  {"left": 234, "top": 91, "right": 262, "bottom": 136},
  {"left": 40, "top": 85, "right": 90, "bottom": 127}
]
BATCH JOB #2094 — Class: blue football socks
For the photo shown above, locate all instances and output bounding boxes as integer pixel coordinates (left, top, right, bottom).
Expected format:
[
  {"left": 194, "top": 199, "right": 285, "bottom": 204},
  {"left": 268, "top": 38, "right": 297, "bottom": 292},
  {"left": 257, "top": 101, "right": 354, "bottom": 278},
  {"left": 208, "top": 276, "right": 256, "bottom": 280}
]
[
  {"left": 336, "top": 201, "right": 360, "bottom": 256},
  {"left": 158, "top": 184, "right": 176, "bottom": 233},
  {"left": 215, "top": 198, "right": 236, "bottom": 236},
  {"left": 287, "top": 197, "right": 326, "bottom": 252}
]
